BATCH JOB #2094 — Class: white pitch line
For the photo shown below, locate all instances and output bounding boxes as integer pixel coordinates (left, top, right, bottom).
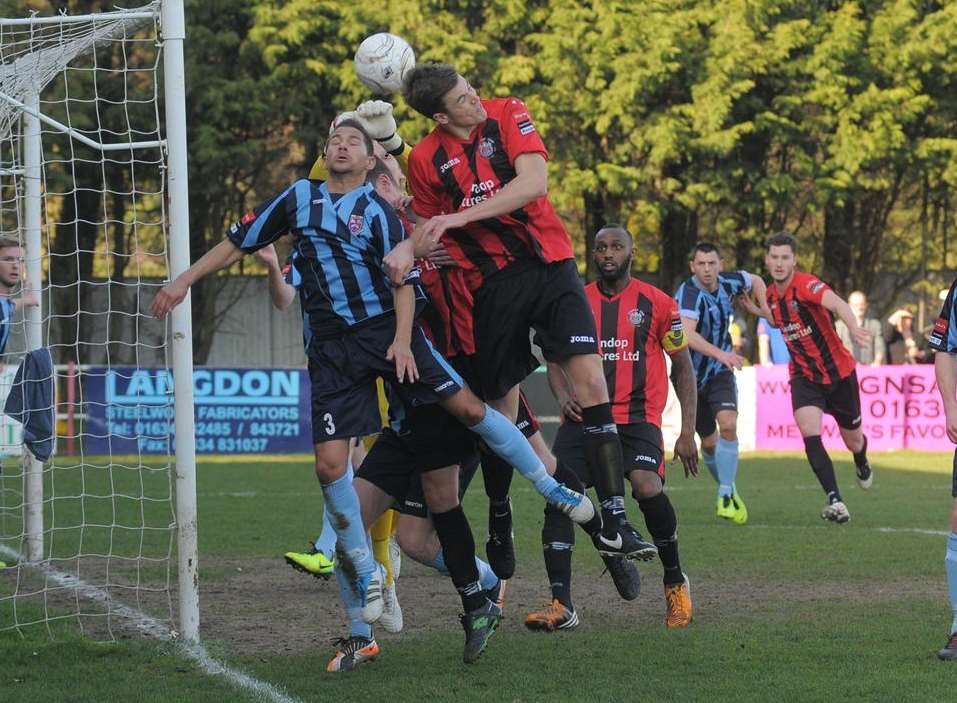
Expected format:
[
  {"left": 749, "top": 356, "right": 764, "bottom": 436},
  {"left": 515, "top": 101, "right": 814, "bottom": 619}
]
[
  {"left": 0, "top": 544, "right": 302, "bottom": 703},
  {"left": 743, "top": 524, "right": 949, "bottom": 536}
]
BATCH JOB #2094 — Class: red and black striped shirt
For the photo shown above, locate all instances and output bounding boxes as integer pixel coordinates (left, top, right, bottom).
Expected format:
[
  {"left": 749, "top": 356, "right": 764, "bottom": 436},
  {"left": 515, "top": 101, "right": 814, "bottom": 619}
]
[
  {"left": 417, "top": 262, "right": 476, "bottom": 358},
  {"left": 585, "top": 279, "right": 688, "bottom": 426},
  {"left": 766, "top": 271, "right": 856, "bottom": 384},
  {"left": 408, "top": 98, "right": 573, "bottom": 288}
]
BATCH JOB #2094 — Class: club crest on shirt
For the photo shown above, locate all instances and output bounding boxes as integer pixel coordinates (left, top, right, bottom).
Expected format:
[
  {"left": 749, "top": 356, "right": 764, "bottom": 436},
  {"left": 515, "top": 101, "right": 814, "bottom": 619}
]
[
  {"left": 348, "top": 214, "right": 364, "bottom": 236},
  {"left": 478, "top": 138, "right": 496, "bottom": 159},
  {"left": 241, "top": 211, "right": 256, "bottom": 225},
  {"left": 808, "top": 281, "right": 825, "bottom": 294},
  {"left": 628, "top": 308, "right": 645, "bottom": 327}
]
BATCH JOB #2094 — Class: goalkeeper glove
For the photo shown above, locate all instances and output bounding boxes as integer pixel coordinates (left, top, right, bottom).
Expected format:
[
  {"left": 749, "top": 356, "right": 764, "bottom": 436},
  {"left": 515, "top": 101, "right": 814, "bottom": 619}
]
[{"left": 356, "top": 100, "right": 405, "bottom": 155}]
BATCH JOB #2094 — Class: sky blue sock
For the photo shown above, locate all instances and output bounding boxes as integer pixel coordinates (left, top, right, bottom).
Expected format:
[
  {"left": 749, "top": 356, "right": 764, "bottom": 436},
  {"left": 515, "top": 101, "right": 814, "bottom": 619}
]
[
  {"left": 315, "top": 461, "right": 354, "bottom": 556},
  {"left": 947, "top": 532, "right": 957, "bottom": 634},
  {"left": 475, "top": 556, "right": 499, "bottom": 592},
  {"left": 427, "top": 549, "right": 496, "bottom": 591},
  {"left": 335, "top": 559, "right": 373, "bottom": 640},
  {"left": 427, "top": 549, "right": 450, "bottom": 576},
  {"left": 702, "top": 450, "right": 719, "bottom": 484},
  {"left": 715, "top": 438, "right": 739, "bottom": 498},
  {"left": 469, "top": 405, "right": 557, "bottom": 497},
  {"left": 321, "top": 471, "right": 375, "bottom": 578}
]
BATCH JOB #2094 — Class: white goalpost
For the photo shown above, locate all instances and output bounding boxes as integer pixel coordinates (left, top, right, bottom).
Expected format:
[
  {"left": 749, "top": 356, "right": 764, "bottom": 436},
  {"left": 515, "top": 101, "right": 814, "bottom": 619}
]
[{"left": 0, "top": 1, "right": 198, "bottom": 642}]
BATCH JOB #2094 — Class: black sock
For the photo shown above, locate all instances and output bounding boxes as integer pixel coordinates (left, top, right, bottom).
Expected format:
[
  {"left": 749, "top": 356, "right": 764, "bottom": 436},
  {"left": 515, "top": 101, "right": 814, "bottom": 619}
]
[
  {"left": 542, "top": 504, "right": 575, "bottom": 609},
  {"left": 637, "top": 492, "right": 683, "bottom": 585},
  {"left": 581, "top": 403, "right": 625, "bottom": 539},
  {"left": 431, "top": 505, "right": 485, "bottom": 612},
  {"left": 553, "top": 461, "right": 602, "bottom": 536},
  {"left": 803, "top": 435, "right": 842, "bottom": 503},
  {"left": 481, "top": 449, "right": 514, "bottom": 503},
  {"left": 852, "top": 434, "right": 869, "bottom": 469}
]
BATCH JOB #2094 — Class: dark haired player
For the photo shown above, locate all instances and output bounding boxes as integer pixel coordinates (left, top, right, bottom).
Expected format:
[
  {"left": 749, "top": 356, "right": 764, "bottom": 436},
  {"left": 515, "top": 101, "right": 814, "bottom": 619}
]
[
  {"left": 763, "top": 232, "right": 873, "bottom": 523},
  {"left": 675, "top": 242, "right": 769, "bottom": 524},
  {"left": 401, "top": 62, "right": 644, "bottom": 556},
  {"left": 928, "top": 277, "right": 957, "bottom": 660},
  {"left": 526, "top": 225, "right": 699, "bottom": 631}
]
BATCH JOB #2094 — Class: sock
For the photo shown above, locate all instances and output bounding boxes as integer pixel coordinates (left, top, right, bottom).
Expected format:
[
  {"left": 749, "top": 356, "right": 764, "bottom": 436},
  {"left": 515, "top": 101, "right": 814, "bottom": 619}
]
[
  {"left": 542, "top": 503, "right": 575, "bottom": 609},
  {"left": 638, "top": 492, "right": 683, "bottom": 585},
  {"left": 702, "top": 449, "right": 719, "bottom": 484},
  {"left": 431, "top": 505, "right": 485, "bottom": 612},
  {"left": 948, "top": 532, "right": 957, "bottom": 635},
  {"left": 581, "top": 403, "right": 625, "bottom": 539},
  {"left": 371, "top": 509, "right": 395, "bottom": 586},
  {"left": 426, "top": 548, "right": 496, "bottom": 590},
  {"left": 853, "top": 435, "right": 869, "bottom": 469},
  {"left": 469, "top": 406, "right": 558, "bottom": 497},
  {"left": 481, "top": 449, "right": 514, "bottom": 503},
  {"left": 475, "top": 556, "right": 499, "bottom": 592},
  {"left": 803, "top": 435, "right": 842, "bottom": 503},
  {"left": 715, "top": 438, "right": 739, "bottom": 498},
  {"left": 554, "top": 461, "right": 602, "bottom": 536},
  {"left": 321, "top": 471, "right": 375, "bottom": 578},
  {"left": 315, "top": 461, "right": 353, "bottom": 556},
  {"left": 334, "top": 552, "right": 373, "bottom": 640}
]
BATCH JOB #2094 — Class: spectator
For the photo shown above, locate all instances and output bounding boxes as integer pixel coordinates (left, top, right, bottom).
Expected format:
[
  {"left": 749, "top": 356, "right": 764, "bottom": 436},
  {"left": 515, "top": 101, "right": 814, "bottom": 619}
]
[
  {"left": 885, "top": 308, "right": 919, "bottom": 364},
  {"left": 835, "top": 291, "right": 884, "bottom": 365},
  {"left": 757, "top": 318, "right": 790, "bottom": 366}
]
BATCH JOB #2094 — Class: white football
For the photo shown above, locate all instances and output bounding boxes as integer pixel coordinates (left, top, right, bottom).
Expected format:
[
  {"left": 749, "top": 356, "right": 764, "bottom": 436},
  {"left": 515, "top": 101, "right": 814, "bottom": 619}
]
[{"left": 354, "top": 33, "right": 415, "bottom": 95}]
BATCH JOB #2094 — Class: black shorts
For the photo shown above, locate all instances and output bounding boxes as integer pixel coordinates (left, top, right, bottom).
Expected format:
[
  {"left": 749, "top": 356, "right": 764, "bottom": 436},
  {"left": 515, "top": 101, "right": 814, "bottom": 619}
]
[
  {"left": 695, "top": 370, "right": 738, "bottom": 437},
  {"left": 552, "top": 421, "right": 665, "bottom": 485},
  {"left": 396, "top": 453, "right": 482, "bottom": 519},
  {"left": 790, "top": 370, "right": 862, "bottom": 430},
  {"left": 447, "top": 353, "right": 541, "bottom": 438},
  {"left": 307, "top": 315, "right": 462, "bottom": 443},
  {"left": 355, "top": 405, "right": 480, "bottom": 519},
  {"left": 472, "top": 259, "right": 598, "bottom": 399}
]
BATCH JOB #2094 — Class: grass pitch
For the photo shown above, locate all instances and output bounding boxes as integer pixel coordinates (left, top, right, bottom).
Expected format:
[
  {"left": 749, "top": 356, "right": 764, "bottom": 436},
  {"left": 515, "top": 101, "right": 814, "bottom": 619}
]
[{"left": 1, "top": 450, "right": 955, "bottom": 702}]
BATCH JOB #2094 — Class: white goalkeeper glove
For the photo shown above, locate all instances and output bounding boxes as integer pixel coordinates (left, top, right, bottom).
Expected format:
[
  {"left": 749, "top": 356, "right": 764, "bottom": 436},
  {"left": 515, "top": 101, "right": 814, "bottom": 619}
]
[{"left": 356, "top": 100, "right": 405, "bottom": 154}]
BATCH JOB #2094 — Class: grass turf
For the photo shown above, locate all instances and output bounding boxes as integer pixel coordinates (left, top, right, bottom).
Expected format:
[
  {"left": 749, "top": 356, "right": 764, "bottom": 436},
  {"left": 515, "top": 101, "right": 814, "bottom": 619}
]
[{"left": 1, "top": 450, "right": 955, "bottom": 702}]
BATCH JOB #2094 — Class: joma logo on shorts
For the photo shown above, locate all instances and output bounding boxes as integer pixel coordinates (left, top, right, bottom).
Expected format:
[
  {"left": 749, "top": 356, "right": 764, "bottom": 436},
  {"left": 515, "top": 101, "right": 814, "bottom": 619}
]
[
  {"left": 569, "top": 335, "right": 595, "bottom": 344},
  {"left": 434, "top": 380, "right": 456, "bottom": 392},
  {"left": 635, "top": 454, "right": 657, "bottom": 465}
]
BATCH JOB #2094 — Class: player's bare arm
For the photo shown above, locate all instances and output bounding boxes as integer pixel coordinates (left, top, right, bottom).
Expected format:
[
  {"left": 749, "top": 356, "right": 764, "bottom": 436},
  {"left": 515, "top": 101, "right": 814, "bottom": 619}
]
[
  {"left": 822, "top": 290, "right": 872, "bottom": 348},
  {"left": 546, "top": 361, "right": 582, "bottom": 423},
  {"left": 255, "top": 245, "right": 296, "bottom": 311},
  {"left": 417, "top": 152, "right": 548, "bottom": 242},
  {"left": 151, "top": 238, "right": 243, "bottom": 320},
  {"left": 681, "top": 315, "right": 744, "bottom": 370},
  {"left": 936, "top": 351, "right": 957, "bottom": 445},
  {"left": 670, "top": 348, "right": 699, "bottom": 477},
  {"left": 387, "top": 283, "right": 419, "bottom": 383},
  {"left": 737, "top": 273, "right": 772, "bottom": 319}
]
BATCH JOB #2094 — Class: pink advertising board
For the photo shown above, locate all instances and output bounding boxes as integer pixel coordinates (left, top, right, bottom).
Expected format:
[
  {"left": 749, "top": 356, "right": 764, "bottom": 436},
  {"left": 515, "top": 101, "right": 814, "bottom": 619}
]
[{"left": 755, "top": 365, "right": 950, "bottom": 451}]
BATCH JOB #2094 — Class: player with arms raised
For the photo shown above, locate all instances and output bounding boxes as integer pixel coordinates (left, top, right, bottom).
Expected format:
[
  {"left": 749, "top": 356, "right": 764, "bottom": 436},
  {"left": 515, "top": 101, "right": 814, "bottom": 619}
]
[
  {"left": 401, "top": 62, "right": 644, "bottom": 557},
  {"left": 763, "top": 232, "right": 873, "bottom": 523}
]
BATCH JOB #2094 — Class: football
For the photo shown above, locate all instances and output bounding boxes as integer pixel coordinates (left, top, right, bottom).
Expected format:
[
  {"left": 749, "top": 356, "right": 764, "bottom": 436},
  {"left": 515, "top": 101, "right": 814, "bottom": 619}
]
[{"left": 354, "top": 33, "right": 416, "bottom": 95}]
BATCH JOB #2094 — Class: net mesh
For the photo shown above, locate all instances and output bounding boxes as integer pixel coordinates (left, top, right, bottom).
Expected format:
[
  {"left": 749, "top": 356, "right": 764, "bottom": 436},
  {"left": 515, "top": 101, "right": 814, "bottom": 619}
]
[{"left": 0, "top": 3, "right": 178, "bottom": 640}]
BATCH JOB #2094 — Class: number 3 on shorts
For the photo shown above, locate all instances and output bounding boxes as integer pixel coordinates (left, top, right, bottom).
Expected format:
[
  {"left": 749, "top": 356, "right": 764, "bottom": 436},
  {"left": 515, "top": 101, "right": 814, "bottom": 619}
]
[{"left": 323, "top": 412, "right": 336, "bottom": 436}]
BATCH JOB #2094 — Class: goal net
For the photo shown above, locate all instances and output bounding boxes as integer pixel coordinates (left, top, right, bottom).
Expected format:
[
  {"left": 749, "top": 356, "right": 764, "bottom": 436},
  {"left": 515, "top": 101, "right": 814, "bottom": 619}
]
[{"left": 0, "top": 2, "right": 197, "bottom": 642}]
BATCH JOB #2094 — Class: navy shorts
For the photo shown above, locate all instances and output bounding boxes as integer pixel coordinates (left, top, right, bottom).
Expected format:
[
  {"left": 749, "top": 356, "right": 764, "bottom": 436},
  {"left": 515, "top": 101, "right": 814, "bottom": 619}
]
[
  {"left": 790, "top": 370, "right": 862, "bottom": 430},
  {"left": 307, "top": 315, "right": 463, "bottom": 443},
  {"left": 552, "top": 421, "right": 665, "bottom": 484},
  {"left": 472, "top": 259, "right": 598, "bottom": 400},
  {"left": 696, "top": 370, "right": 738, "bottom": 437}
]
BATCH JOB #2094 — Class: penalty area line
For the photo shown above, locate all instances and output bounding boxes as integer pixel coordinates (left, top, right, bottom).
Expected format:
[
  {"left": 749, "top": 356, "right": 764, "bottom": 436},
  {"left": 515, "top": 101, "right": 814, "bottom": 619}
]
[{"left": 0, "top": 544, "right": 303, "bottom": 703}]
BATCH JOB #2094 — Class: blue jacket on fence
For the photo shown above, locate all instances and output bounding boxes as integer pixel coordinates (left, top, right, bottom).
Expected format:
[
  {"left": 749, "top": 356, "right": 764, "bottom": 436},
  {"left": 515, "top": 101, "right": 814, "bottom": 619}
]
[{"left": 4, "top": 347, "right": 55, "bottom": 462}]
